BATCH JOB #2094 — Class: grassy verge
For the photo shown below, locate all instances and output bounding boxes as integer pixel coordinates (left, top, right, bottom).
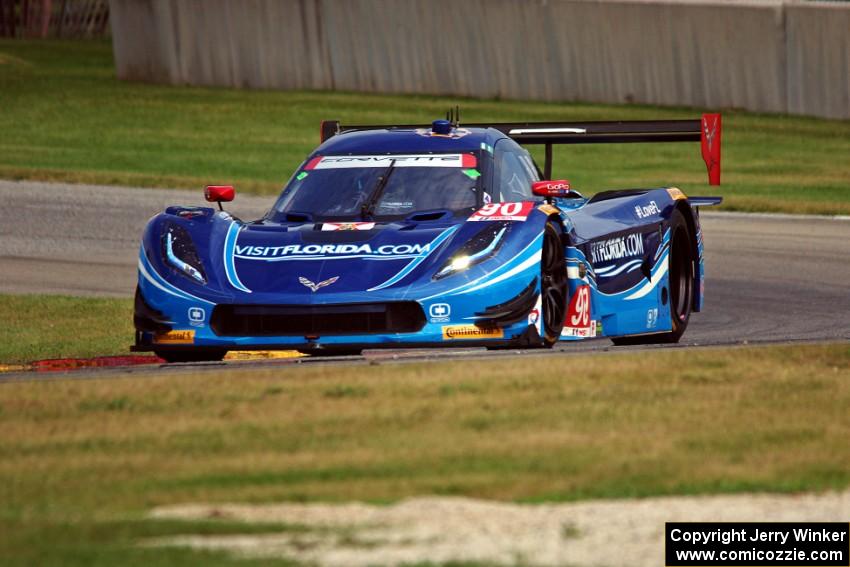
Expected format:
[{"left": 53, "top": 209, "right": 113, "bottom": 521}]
[
  {"left": 1, "top": 343, "right": 849, "bottom": 565},
  {"left": 0, "top": 294, "right": 133, "bottom": 364},
  {"left": 0, "top": 518, "right": 305, "bottom": 567},
  {"left": 2, "top": 40, "right": 850, "bottom": 214}
]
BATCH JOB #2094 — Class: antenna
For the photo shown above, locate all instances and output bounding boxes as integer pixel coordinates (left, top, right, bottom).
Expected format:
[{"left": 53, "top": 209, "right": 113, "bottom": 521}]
[{"left": 445, "top": 106, "right": 461, "bottom": 127}]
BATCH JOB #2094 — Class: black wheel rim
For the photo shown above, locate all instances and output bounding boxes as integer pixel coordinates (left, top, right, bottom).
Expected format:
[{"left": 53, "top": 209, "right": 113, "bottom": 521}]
[{"left": 541, "top": 227, "right": 567, "bottom": 338}]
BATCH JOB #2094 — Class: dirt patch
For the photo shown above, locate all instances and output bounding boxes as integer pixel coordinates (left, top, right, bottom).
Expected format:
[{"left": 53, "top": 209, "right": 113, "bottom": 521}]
[{"left": 149, "top": 490, "right": 850, "bottom": 566}]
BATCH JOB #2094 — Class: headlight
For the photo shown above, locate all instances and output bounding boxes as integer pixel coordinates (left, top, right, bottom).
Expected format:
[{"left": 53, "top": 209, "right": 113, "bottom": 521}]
[
  {"left": 434, "top": 222, "right": 508, "bottom": 280},
  {"left": 161, "top": 223, "right": 206, "bottom": 284}
]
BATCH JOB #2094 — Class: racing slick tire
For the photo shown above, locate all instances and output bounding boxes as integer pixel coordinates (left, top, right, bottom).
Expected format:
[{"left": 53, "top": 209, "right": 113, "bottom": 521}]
[
  {"left": 541, "top": 221, "right": 568, "bottom": 347},
  {"left": 485, "top": 221, "right": 566, "bottom": 351},
  {"left": 154, "top": 349, "right": 228, "bottom": 363},
  {"left": 611, "top": 209, "right": 693, "bottom": 345}
]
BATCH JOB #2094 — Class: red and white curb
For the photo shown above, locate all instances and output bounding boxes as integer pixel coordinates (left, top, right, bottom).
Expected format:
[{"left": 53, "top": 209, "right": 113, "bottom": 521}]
[{"left": 0, "top": 351, "right": 304, "bottom": 374}]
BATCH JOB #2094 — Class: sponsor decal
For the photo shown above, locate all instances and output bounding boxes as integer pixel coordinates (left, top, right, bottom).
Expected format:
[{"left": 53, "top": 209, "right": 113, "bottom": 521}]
[
  {"left": 305, "top": 154, "right": 476, "bottom": 170},
  {"left": 634, "top": 200, "right": 661, "bottom": 219},
  {"left": 529, "top": 293, "right": 543, "bottom": 334},
  {"left": 153, "top": 330, "right": 195, "bottom": 344},
  {"left": 562, "top": 323, "right": 597, "bottom": 338},
  {"left": 382, "top": 200, "right": 414, "bottom": 210},
  {"left": 298, "top": 276, "right": 339, "bottom": 292},
  {"left": 666, "top": 187, "right": 687, "bottom": 201},
  {"left": 429, "top": 303, "right": 451, "bottom": 323},
  {"left": 468, "top": 201, "right": 535, "bottom": 222},
  {"left": 537, "top": 180, "right": 570, "bottom": 194},
  {"left": 176, "top": 208, "right": 207, "bottom": 220},
  {"left": 188, "top": 307, "right": 205, "bottom": 327},
  {"left": 589, "top": 233, "right": 644, "bottom": 263},
  {"left": 321, "top": 222, "right": 376, "bottom": 232},
  {"left": 415, "top": 127, "right": 472, "bottom": 140},
  {"left": 442, "top": 324, "right": 504, "bottom": 340},
  {"left": 562, "top": 285, "right": 594, "bottom": 337},
  {"left": 235, "top": 242, "right": 429, "bottom": 260},
  {"left": 646, "top": 307, "right": 659, "bottom": 329}
]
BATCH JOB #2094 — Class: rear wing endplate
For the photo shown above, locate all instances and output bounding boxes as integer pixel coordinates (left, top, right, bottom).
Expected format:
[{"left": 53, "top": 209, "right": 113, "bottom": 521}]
[{"left": 320, "top": 114, "right": 722, "bottom": 185}]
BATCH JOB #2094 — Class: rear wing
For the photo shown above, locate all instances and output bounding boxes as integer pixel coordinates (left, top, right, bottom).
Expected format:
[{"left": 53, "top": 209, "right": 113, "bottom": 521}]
[{"left": 320, "top": 114, "right": 721, "bottom": 185}]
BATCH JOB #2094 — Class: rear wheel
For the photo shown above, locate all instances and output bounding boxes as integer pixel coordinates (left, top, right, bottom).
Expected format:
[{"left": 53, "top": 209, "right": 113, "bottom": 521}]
[
  {"left": 154, "top": 349, "right": 227, "bottom": 363},
  {"left": 666, "top": 213, "right": 694, "bottom": 342},
  {"left": 612, "top": 209, "right": 693, "bottom": 345},
  {"left": 540, "top": 221, "right": 567, "bottom": 347}
]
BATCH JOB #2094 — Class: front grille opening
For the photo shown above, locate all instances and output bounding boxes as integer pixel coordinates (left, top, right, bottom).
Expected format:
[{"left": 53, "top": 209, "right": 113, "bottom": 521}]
[{"left": 211, "top": 302, "right": 426, "bottom": 337}]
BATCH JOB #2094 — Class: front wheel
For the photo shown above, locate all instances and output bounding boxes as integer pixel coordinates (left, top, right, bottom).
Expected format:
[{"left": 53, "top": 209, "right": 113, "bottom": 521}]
[
  {"left": 540, "top": 221, "right": 568, "bottom": 347},
  {"left": 612, "top": 209, "right": 693, "bottom": 345}
]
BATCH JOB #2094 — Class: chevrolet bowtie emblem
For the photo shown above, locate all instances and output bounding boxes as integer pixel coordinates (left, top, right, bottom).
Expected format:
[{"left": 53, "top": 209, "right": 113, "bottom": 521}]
[
  {"left": 299, "top": 276, "right": 339, "bottom": 292},
  {"left": 703, "top": 116, "right": 718, "bottom": 152}
]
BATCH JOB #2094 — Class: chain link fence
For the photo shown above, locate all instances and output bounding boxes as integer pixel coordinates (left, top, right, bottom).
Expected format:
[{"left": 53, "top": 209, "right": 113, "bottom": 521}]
[{"left": 0, "top": 0, "right": 109, "bottom": 38}]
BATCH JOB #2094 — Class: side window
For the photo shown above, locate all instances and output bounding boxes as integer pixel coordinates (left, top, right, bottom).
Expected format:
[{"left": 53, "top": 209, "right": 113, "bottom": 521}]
[{"left": 493, "top": 141, "right": 538, "bottom": 203}]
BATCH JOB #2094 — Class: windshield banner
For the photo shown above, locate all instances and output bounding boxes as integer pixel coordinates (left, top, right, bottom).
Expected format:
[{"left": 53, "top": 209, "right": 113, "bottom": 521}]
[{"left": 305, "top": 154, "right": 476, "bottom": 170}]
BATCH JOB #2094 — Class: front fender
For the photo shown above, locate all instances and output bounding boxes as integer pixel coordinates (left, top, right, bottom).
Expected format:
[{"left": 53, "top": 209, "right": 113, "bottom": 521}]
[{"left": 139, "top": 208, "right": 239, "bottom": 305}]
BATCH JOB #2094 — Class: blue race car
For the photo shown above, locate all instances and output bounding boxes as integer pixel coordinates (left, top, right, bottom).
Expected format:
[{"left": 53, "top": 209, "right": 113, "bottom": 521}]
[{"left": 133, "top": 114, "right": 722, "bottom": 361}]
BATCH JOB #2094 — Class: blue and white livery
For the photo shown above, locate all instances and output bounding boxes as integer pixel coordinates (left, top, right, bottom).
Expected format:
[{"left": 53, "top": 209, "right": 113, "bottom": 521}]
[{"left": 133, "top": 116, "right": 722, "bottom": 361}]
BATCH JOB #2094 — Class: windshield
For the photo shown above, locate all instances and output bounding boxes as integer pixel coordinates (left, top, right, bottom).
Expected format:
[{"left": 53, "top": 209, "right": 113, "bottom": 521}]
[{"left": 269, "top": 152, "right": 483, "bottom": 222}]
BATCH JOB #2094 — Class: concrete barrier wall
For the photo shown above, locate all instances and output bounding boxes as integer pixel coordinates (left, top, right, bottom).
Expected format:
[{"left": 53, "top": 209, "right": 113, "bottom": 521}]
[
  {"left": 786, "top": 2, "right": 850, "bottom": 120},
  {"left": 109, "top": 0, "right": 850, "bottom": 120}
]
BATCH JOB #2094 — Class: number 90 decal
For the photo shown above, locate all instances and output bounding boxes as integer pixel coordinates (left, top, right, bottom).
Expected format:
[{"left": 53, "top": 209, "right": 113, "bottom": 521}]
[
  {"left": 562, "top": 285, "right": 596, "bottom": 338},
  {"left": 469, "top": 201, "right": 535, "bottom": 222}
]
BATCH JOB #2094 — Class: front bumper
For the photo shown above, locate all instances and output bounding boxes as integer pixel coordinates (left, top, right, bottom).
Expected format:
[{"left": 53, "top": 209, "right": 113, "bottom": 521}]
[
  {"left": 135, "top": 266, "right": 543, "bottom": 352},
  {"left": 133, "top": 312, "right": 541, "bottom": 351}
]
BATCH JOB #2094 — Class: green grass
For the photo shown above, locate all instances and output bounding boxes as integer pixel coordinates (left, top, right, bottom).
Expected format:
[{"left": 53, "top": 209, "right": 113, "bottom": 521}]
[
  {"left": 1, "top": 343, "right": 850, "bottom": 565},
  {"left": 2, "top": 40, "right": 850, "bottom": 213},
  {"left": 0, "top": 518, "right": 306, "bottom": 567},
  {"left": 0, "top": 294, "right": 133, "bottom": 364}
]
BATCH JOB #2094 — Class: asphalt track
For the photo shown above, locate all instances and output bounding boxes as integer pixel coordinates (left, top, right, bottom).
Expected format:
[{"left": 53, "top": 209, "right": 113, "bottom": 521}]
[{"left": 1, "top": 180, "right": 848, "bottom": 375}]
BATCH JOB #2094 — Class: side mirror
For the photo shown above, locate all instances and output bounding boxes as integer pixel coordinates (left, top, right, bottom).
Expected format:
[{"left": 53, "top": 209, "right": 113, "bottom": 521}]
[
  {"left": 532, "top": 180, "right": 572, "bottom": 199},
  {"left": 205, "top": 185, "right": 235, "bottom": 210}
]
